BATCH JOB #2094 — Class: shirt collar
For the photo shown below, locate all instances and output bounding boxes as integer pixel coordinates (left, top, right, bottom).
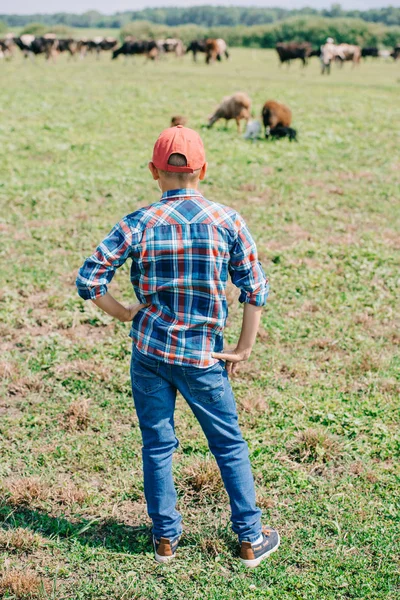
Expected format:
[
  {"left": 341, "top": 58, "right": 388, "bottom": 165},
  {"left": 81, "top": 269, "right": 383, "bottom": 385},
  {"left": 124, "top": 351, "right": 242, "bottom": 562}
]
[{"left": 160, "top": 188, "right": 203, "bottom": 202}]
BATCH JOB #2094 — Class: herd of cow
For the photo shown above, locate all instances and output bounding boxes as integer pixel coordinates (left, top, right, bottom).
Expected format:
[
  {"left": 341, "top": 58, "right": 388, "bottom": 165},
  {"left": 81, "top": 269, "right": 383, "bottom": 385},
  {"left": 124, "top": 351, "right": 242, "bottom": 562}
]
[
  {"left": 1, "top": 32, "right": 399, "bottom": 75},
  {"left": 0, "top": 33, "right": 230, "bottom": 64},
  {"left": 276, "top": 39, "right": 400, "bottom": 74}
]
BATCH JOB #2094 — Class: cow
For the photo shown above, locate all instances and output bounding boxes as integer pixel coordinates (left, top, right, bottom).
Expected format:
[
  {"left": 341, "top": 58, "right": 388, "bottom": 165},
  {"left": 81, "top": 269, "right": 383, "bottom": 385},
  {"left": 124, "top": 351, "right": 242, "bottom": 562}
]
[
  {"left": 57, "top": 38, "right": 79, "bottom": 57},
  {"left": 205, "top": 38, "right": 229, "bottom": 64},
  {"left": 207, "top": 92, "right": 251, "bottom": 133},
  {"left": 335, "top": 44, "right": 362, "bottom": 67},
  {"left": 112, "top": 40, "right": 159, "bottom": 61},
  {"left": 157, "top": 38, "right": 185, "bottom": 57},
  {"left": 86, "top": 36, "right": 118, "bottom": 59},
  {"left": 275, "top": 42, "right": 312, "bottom": 67},
  {"left": 361, "top": 47, "right": 379, "bottom": 58},
  {"left": 392, "top": 46, "right": 400, "bottom": 60},
  {"left": 14, "top": 35, "right": 59, "bottom": 61},
  {"left": 186, "top": 39, "right": 207, "bottom": 62},
  {"left": 0, "top": 34, "right": 16, "bottom": 60},
  {"left": 320, "top": 41, "right": 361, "bottom": 74}
]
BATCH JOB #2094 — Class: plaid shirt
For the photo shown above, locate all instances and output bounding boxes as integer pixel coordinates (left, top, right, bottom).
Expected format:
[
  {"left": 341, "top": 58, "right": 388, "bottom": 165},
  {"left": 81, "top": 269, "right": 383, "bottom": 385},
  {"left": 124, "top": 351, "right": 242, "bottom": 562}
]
[{"left": 76, "top": 189, "right": 269, "bottom": 367}]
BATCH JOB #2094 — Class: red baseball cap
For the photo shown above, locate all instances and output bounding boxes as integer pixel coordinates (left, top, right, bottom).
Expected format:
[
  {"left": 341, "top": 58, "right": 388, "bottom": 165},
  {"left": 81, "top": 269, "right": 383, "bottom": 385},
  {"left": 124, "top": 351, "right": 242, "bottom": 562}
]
[{"left": 152, "top": 125, "right": 206, "bottom": 173}]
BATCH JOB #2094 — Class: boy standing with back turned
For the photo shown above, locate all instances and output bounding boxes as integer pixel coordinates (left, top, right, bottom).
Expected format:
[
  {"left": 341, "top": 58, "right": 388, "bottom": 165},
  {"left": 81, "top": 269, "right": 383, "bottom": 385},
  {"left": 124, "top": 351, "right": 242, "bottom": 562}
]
[{"left": 76, "top": 126, "right": 280, "bottom": 568}]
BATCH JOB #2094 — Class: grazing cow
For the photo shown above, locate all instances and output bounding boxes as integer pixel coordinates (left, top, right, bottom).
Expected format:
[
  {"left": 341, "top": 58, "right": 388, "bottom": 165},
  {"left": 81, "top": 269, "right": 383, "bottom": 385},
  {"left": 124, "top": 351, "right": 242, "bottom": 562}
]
[
  {"left": 207, "top": 92, "right": 251, "bottom": 133},
  {"left": 14, "top": 35, "right": 59, "bottom": 61},
  {"left": 262, "top": 100, "right": 296, "bottom": 141},
  {"left": 321, "top": 42, "right": 361, "bottom": 73},
  {"left": 205, "top": 38, "right": 229, "bottom": 64},
  {"left": 215, "top": 38, "right": 229, "bottom": 60},
  {"left": 171, "top": 115, "right": 187, "bottom": 127},
  {"left": 86, "top": 37, "right": 118, "bottom": 58},
  {"left": 186, "top": 39, "right": 207, "bottom": 62},
  {"left": 275, "top": 42, "right": 312, "bottom": 66},
  {"left": 0, "top": 34, "right": 16, "bottom": 60},
  {"left": 57, "top": 38, "right": 78, "bottom": 57},
  {"left": 361, "top": 47, "right": 379, "bottom": 58},
  {"left": 157, "top": 38, "right": 185, "bottom": 57},
  {"left": 112, "top": 40, "right": 159, "bottom": 61},
  {"left": 335, "top": 44, "right": 361, "bottom": 67},
  {"left": 392, "top": 46, "right": 400, "bottom": 60}
]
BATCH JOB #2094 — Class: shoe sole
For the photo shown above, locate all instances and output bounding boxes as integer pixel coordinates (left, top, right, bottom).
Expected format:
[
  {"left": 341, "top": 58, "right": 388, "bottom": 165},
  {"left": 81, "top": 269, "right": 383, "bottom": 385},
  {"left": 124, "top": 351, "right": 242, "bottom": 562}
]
[
  {"left": 239, "top": 532, "right": 280, "bottom": 569},
  {"left": 154, "top": 551, "right": 176, "bottom": 564}
]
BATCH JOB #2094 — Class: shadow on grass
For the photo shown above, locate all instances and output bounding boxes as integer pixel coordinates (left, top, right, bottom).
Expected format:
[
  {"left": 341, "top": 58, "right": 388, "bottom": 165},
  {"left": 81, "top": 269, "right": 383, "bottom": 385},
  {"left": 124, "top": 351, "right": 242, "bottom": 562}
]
[{"left": 0, "top": 502, "right": 152, "bottom": 555}]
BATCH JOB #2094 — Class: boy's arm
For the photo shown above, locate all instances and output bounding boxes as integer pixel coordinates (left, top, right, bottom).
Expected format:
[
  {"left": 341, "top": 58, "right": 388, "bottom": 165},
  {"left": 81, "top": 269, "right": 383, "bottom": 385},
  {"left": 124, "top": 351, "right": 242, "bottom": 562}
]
[
  {"left": 91, "top": 292, "right": 148, "bottom": 322},
  {"left": 212, "top": 303, "right": 262, "bottom": 375},
  {"left": 76, "top": 219, "right": 147, "bottom": 322},
  {"left": 212, "top": 218, "right": 269, "bottom": 375}
]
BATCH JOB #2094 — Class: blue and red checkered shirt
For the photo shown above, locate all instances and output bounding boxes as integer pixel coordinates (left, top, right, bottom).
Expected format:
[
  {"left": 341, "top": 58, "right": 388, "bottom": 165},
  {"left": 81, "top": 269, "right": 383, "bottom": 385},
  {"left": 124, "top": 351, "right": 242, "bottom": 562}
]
[{"left": 76, "top": 189, "right": 269, "bottom": 367}]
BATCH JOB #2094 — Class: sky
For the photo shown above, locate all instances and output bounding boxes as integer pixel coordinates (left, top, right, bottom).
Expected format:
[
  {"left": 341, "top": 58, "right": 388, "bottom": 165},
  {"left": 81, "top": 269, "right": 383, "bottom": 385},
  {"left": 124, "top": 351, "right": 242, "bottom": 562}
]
[{"left": 0, "top": 0, "right": 398, "bottom": 14}]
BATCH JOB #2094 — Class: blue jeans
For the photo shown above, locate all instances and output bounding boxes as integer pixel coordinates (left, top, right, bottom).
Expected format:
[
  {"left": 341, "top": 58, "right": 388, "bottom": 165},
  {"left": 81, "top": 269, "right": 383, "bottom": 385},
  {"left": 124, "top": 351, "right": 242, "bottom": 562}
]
[{"left": 130, "top": 345, "right": 262, "bottom": 543}]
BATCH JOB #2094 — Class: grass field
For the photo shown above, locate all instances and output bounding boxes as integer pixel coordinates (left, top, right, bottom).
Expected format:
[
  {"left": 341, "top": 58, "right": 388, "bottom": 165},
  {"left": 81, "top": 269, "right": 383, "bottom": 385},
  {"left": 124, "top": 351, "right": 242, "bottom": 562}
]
[{"left": 0, "top": 48, "right": 399, "bottom": 599}]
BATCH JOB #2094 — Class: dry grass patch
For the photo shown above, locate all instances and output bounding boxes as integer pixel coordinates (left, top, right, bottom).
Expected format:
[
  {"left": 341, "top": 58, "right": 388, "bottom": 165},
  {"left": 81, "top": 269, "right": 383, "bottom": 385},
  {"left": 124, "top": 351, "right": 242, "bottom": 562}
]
[
  {"left": 178, "top": 456, "right": 224, "bottom": 501},
  {"left": 7, "top": 374, "right": 44, "bottom": 397},
  {"left": 0, "top": 569, "right": 49, "bottom": 599},
  {"left": 287, "top": 428, "right": 344, "bottom": 465},
  {"left": 64, "top": 398, "right": 91, "bottom": 431},
  {"left": 0, "top": 527, "right": 44, "bottom": 553},
  {"left": 238, "top": 392, "right": 267, "bottom": 414},
  {"left": 52, "top": 482, "right": 88, "bottom": 506},
  {"left": 4, "top": 477, "right": 50, "bottom": 507},
  {"left": 54, "top": 359, "right": 112, "bottom": 382}
]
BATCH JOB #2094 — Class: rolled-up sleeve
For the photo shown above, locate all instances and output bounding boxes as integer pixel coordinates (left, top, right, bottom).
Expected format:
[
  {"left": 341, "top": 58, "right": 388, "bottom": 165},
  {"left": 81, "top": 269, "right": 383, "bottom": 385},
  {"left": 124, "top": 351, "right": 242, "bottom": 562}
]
[
  {"left": 229, "top": 220, "right": 269, "bottom": 307},
  {"left": 76, "top": 218, "right": 134, "bottom": 301}
]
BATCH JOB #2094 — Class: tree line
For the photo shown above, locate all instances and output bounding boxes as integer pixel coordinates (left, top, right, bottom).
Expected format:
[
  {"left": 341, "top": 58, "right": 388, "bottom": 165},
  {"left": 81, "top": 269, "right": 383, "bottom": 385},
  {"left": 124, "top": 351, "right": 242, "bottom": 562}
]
[
  {"left": 1, "top": 14, "right": 399, "bottom": 50},
  {"left": 1, "top": 5, "right": 400, "bottom": 29}
]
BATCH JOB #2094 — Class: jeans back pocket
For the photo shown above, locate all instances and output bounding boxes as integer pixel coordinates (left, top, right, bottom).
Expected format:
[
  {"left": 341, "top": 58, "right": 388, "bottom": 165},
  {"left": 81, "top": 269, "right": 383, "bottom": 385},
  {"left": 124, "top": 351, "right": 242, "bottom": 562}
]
[
  {"left": 131, "top": 356, "right": 163, "bottom": 394},
  {"left": 184, "top": 363, "right": 225, "bottom": 404}
]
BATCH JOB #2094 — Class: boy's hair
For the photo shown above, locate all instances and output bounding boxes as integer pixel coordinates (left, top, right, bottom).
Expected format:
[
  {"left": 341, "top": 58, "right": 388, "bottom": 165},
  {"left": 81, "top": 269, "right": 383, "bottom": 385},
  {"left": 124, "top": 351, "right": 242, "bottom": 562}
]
[{"left": 160, "top": 153, "right": 201, "bottom": 183}]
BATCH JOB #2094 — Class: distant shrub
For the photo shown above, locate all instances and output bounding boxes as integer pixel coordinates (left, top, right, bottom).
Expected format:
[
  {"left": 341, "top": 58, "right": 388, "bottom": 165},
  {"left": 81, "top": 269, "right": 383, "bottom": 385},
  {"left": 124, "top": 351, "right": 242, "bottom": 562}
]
[
  {"left": 20, "top": 22, "right": 47, "bottom": 36},
  {"left": 47, "top": 24, "right": 74, "bottom": 36},
  {"left": 382, "top": 26, "right": 400, "bottom": 47},
  {"left": 121, "top": 20, "right": 207, "bottom": 45}
]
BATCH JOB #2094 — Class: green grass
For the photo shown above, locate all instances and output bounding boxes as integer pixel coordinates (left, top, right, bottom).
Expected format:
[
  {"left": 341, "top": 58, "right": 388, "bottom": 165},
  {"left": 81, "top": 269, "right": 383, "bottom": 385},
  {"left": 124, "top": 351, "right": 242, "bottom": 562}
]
[{"left": 0, "top": 49, "right": 399, "bottom": 599}]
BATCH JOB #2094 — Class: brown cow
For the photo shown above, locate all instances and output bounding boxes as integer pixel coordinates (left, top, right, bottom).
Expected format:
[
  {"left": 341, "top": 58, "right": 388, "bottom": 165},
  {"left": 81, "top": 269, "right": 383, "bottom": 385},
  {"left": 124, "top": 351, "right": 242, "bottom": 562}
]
[{"left": 205, "top": 38, "right": 229, "bottom": 64}]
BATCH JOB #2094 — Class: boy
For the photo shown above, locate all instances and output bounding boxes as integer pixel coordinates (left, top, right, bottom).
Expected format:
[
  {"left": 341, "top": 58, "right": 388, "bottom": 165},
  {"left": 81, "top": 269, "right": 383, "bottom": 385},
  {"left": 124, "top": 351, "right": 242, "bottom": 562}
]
[{"left": 76, "top": 126, "right": 280, "bottom": 568}]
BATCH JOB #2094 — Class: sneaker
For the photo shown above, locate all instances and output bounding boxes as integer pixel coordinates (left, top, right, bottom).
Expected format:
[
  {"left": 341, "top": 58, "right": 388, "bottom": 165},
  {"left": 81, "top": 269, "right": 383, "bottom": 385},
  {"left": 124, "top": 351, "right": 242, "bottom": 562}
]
[
  {"left": 153, "top": 535, "right": 181, "bottom": 564},
  {"left": 239, "top": 526, "right": 280, "bottom": 568}
]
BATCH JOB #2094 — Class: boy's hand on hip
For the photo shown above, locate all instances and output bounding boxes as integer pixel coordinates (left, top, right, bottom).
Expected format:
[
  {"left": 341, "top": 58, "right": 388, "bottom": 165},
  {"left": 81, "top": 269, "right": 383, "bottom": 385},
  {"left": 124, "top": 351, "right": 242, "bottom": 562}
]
[
  {"left": 211, "top": 347, "right": 251, "bottom": 376},
  {"left": 120, "top": 303, "right": 150, "bottom": 322}
]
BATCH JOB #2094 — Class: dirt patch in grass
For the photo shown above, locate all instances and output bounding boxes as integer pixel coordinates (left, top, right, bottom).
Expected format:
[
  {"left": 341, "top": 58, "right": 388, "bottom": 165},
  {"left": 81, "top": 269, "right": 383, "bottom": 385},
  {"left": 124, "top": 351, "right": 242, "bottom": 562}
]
[{"left": 0, "top": 569, "right": 49, "bottom": 599}]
